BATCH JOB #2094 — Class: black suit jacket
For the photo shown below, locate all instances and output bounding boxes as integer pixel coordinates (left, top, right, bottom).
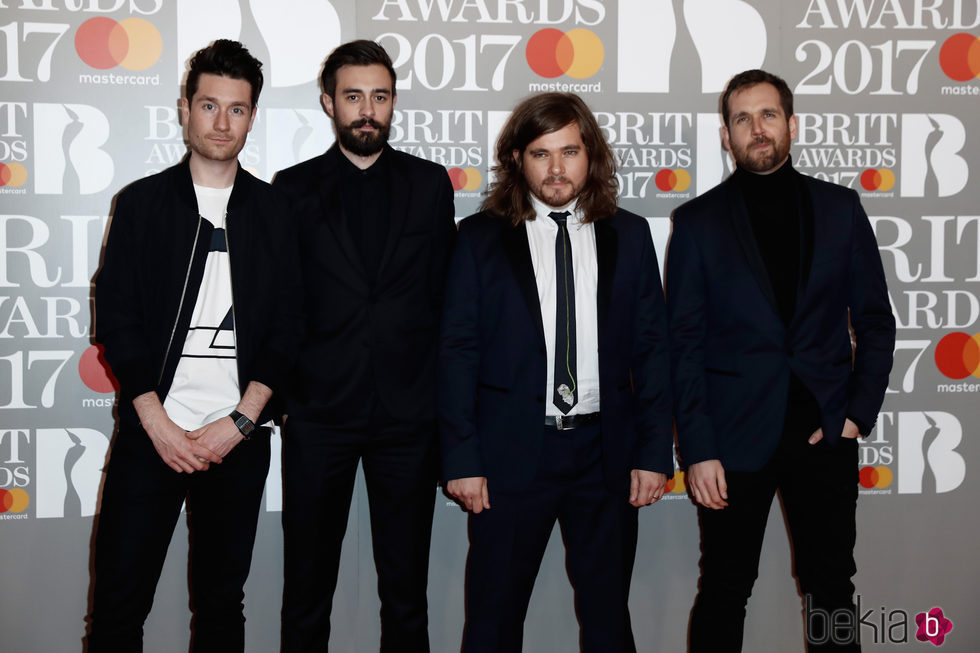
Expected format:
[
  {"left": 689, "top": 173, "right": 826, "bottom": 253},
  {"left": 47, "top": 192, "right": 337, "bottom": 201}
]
[
  {"left": 274, "top": 145, "right": 456, "bottom": 423},
  {"left": 667, "top": 170, "right": 896, "bottom": 471},
  {"left": 439, "top": 209, "right": 673, "bottom": 493}
]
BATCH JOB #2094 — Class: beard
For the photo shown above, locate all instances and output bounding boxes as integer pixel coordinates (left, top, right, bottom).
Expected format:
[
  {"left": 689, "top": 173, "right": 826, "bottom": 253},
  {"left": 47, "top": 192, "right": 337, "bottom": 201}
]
[
  {"left": 335, "top": 117, "right": 390, "bottom": 157},
  {"left": 732, "top": 133, "right": 791, "bottom": 174},
  {"left": 529, "top": 175, "right": 584, "bottom": 209}
]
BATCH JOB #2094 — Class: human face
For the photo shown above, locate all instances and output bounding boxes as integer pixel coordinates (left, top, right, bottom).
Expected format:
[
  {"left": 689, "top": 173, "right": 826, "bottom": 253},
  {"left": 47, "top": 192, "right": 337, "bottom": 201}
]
[
  {"left": 322, "top": 64, "right": 395, "bottom": 158},
  {"left": 517, "top": 122, "right": 589, "bottom": 210},
  {"left": 722, "top": 82, "right": 797, "bottom": 175},
  {"left": 180, "top": 73, "right": 255, "bottom": 163}
]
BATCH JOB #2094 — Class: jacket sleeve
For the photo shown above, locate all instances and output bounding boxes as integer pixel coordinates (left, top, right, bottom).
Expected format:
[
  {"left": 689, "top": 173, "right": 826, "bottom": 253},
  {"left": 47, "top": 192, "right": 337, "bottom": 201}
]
[
  {"left": 845, "top": 192, "right": 896, "bottom": 431},
  {"left": 666, "top": 212, "right": 719, "bottom": 465},
  {"left": 438, "top": 221, "right": 484, "bottom": 481},
  {"left": 629, "top": 223, "right": 674, "bottom": 475},
  {"left": 246, "top": 189, "right": 305, "bottom": 394},
  {"left": 94, "top": 189, "right": 158, "bottom": 399}
]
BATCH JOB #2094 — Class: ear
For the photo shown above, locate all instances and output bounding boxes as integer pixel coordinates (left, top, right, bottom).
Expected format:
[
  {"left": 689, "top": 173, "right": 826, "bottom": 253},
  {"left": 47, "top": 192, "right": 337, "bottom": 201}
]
[
  {"left": 788, "top": 114, "right": 798, "bottom": 142},
  {"left": 391, "top": 93, "right": 398, "bottom": 110},
  {"left": 321, "top": 92, "right": 335, "bottom": 119},
  {"left": 247, "top": 107, "right": 257, "bottom": 133},
  {"left": 179, "top": 97, "right": 189, "bottom": 125},
  {"left": 720, "top": 125, "right": 731, "bottom": 152},
  {"left": 512, "top": 149, "right": 521, "bottom": 163}
]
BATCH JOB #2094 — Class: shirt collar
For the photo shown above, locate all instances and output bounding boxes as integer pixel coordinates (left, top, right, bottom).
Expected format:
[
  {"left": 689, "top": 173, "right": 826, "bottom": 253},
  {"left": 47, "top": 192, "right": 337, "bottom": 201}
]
[{"left": 529, "top": 194, "right": 583, "bottom": 227}]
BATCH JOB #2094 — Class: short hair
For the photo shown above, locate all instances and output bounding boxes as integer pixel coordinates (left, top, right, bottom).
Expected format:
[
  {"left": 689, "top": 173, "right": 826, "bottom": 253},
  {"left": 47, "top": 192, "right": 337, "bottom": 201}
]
[
  {"left": 320, "top": 40, "right": 397, "bottom": 99},
  {"left": 482, "top": 93, "right": 618, "bottom": 225},
  {"left": 185, "top": 39, "right": 264, "bottom": 107},
  {"left": 721, "top": 69, "right": 794, "bottom": 126}
]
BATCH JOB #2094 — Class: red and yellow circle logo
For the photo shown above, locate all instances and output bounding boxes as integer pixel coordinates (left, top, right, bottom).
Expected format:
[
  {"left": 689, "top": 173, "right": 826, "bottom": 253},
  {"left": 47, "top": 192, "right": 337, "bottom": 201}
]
[
  {"left": 665, "top": 470, "right": 686, "bottom": 494},
  {"left": 75, "top": 17, "right": 162, "bottom": 71},
  {"left": 858, "top": 466, "right": 892, "bottom": 489},
  {"left": 525, "top": 28, "right": 604, "bottom": 79},
  {"left": 79, "top": 344, "right": 119, "bottom": 393},
  {"left": 0, "top": 488, "right": 30, "bottom": 514},
  {"left": 935, "top": 332, "right": 980, "bottom": 379},
  {"left": 448, "top": 167, "right": 482, "bottom": 192},
  {"left": 860, "top": 168, "right": 895, "bottom": 192},
  {"left": 938, "top": 33, "right": 980, "bottom": 82},
  {"left": 655, "top": 169, "right": 691, "bottom": 192},
  {"left": 0, "top": 162, "right": 27, "bottom": 188}
]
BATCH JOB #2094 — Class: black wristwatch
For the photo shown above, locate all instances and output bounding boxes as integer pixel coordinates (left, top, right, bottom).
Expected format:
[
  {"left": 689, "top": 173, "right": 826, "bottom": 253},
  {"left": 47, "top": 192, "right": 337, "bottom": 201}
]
[{"left": 229, "top": 410, "right": 256, "bottom": 439}]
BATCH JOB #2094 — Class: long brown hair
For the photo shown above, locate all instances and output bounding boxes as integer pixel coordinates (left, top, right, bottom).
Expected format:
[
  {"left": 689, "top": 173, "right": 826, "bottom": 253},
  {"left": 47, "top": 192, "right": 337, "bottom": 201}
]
[{"left": 482, "top": 93, "right": 618, "bottom": 225}]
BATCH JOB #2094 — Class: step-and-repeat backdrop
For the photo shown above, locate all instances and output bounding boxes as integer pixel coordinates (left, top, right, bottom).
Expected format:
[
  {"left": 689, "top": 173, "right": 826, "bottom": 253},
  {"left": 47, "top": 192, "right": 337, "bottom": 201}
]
[{"left": 1, "top": 1, "right": 977, "bottom": 651}]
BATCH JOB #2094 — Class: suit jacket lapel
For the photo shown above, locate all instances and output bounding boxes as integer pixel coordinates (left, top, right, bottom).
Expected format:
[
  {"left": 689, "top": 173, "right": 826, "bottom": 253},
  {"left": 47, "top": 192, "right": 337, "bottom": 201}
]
[
  {"left": 727, "top": 179, "right": 779, "bottom": 315},
  {"left": 594, "top": 219, "right": 616, "bottom": 340},
  {"left": 377, "top": 148, "right": 408, "bottom": 281},
  {"left": 316, "top": 147, "right": 368, "bottom": 287},
  {"left": 795, "top": 173, "right": 816, "bottom": 313},
  {"left": 503, "top": 222, "right": 545, "bottom": 340}
]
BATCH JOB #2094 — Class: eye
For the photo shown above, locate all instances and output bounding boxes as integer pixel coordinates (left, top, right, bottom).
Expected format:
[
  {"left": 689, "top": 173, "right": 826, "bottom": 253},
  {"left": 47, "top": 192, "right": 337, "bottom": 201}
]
[
  {"left": 563, "top": 149, "right": 578, "bottom": 157},
  {"left": 346, "top": 94, "right": 360, "bottom": 102},
  {"left": 203, "top": 103, "right": 215, "bottom": 111},
  {"left": 374, "top": 94, "right": 388, "bottom": 102}
]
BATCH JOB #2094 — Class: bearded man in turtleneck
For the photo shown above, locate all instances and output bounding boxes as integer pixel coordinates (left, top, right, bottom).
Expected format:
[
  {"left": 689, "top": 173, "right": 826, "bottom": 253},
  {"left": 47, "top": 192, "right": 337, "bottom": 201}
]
[{"left": 667, "top": 69, "right": 895, "bottom": 653}]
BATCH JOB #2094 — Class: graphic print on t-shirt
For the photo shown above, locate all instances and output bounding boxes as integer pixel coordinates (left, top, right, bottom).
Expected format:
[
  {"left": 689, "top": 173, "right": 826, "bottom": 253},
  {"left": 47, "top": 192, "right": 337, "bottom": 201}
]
[{"left": 163, "top": 186, "right": 241, "bottom": 431}]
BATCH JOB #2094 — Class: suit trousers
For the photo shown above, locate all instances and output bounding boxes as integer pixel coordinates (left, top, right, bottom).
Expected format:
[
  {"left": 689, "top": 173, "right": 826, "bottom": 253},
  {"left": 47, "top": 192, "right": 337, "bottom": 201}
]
[
  {"left": 462, "top": 422, "right": 639, "bottom": 653},
  {"left": 281, "top": 417, "right": 437, "bottom": 653},
  {"left": 689, "top": 427, "right": 860, "bottom": 653},
  {"left": 87, "top": 423, "right": 271, "bottom": 653}
]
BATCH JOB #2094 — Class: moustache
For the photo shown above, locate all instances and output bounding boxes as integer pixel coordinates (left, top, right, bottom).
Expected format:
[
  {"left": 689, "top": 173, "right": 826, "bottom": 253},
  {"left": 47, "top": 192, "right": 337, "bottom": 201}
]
[
  {"left": 544, "top": 176, "right": 570, "bottom": 184},
  {"left": 349, "top": 118, "right": 385, "bottom": 130}
]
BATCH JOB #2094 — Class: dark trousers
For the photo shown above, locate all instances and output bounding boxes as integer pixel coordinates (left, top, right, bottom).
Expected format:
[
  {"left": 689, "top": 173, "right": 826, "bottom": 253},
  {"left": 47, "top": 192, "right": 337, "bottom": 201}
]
[
  {"left": 462, "top": 422, "right": 638, "bottom": 653},
  {"left": 87, "top": 424, "right": 270, "bottom": 653},
  {"left": 689, "top": 428, "right": 860, "bottom": 653},
  {"left": 281, "top": 417, "right": 437, "bottom": 653}
]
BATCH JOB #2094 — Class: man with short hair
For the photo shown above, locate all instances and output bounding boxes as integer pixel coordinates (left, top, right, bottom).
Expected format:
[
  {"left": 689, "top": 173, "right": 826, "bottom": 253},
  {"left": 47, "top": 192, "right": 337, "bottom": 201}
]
[
  {"left": 273, "top": 39, "right": 455, "bottom": 652},
  {"left": 440, "top": 92, "right": 673, "bottom": 653},
  {"left": 667, "top": 69, "right": 895, "bottom": 652},
  {"left": 88, "top": 39, "right": 301, "bottom": 652}
]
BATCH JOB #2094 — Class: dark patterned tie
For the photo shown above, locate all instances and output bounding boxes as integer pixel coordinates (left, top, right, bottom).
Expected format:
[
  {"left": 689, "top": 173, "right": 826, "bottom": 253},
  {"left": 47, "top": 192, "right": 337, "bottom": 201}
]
[{"left": 549, "top": 211, "right": 577, "bottom": 414}]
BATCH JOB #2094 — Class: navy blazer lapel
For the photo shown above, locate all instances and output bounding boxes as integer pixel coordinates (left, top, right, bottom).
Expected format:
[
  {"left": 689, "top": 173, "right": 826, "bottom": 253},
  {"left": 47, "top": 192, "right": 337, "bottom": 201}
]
[
  {"left": 727, "top": 179, "right": 779, "bottom": 314},
  {"left": 594, "top": 219, "right": 616, "bottom": 339},
  {"left": 795, "top": 173, "right": 816, "bottom": 312},
  {"left": 316, "top": 148, "right": 368, "bottom": 286},
  {"left": 503, "top": 221, "right": 545, "bottom": 339}
]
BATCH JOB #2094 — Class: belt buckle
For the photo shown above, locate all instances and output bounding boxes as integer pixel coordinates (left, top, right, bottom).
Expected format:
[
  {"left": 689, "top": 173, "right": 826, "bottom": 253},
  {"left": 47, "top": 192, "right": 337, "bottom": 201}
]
[{"left": 556, "top": 414, "right": 566, "bottom": 430}]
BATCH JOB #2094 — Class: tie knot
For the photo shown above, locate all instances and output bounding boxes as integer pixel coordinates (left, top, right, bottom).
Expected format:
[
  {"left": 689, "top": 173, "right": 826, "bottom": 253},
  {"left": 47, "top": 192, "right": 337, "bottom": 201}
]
[{"left": 549, "top": 210, "right": 570, "bottom": 226}]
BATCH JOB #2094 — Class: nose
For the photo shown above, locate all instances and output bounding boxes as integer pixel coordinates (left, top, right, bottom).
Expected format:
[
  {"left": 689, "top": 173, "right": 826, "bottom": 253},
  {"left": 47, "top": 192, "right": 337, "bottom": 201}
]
[
  {"left": 214, "top": 108, "right": 230, "bottom": 132},
  {"left": 550, "top": 155, "right": 564, "bottom": 175},
  {"left": 361, "top": 97, "right": 376, "bottom": 118},
  {"left": 750, "top": 116, "right": 764, "bottom": 135}
]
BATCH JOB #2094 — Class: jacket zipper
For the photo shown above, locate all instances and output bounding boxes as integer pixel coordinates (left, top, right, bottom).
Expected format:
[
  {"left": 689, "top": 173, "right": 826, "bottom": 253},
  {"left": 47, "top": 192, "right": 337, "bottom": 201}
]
[
  {"left": 158, "top": 214, "right": 203, "bottom": 384},
  {"left": 223, "top": 213, "right": 240, "bottom": 368}
]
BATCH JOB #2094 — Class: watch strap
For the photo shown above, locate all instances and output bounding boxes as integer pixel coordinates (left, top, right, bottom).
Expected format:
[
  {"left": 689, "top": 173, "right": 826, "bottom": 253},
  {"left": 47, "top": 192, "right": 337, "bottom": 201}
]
[{"left": 229, "top": 409, "right": 255, "bottom": 439}]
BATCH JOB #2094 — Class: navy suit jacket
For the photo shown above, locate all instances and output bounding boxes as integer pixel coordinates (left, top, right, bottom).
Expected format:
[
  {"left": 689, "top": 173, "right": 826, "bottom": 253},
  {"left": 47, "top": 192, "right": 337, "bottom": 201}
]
[
  {"left": 667, "top": 170, "right": 896, "bottom": 472},
  {"left": 439, "top": 209, "right": 673, "bottom": 493}
]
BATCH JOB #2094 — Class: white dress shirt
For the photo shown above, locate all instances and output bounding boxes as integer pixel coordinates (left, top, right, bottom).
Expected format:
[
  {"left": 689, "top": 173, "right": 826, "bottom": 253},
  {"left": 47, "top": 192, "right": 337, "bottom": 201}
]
[{"left": 525, "top": 195, "right": 601, "bottom": 416}]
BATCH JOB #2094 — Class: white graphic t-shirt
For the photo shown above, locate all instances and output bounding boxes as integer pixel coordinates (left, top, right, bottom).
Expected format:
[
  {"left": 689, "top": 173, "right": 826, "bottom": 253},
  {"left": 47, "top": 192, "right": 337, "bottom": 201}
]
[{"left": 163, "top": 184, "right": 239, "bottom": 431}]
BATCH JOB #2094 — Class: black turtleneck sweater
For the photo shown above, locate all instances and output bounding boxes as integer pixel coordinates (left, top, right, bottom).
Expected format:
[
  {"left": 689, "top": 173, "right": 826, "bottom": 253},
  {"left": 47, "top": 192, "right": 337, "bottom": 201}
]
[{"left": 734, "top": 160, "right": 821, "bottom": 438}]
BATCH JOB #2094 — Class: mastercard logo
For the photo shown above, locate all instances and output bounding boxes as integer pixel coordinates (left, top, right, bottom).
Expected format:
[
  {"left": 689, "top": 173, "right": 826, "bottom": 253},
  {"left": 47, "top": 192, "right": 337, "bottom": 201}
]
[
  {"left": 665, "top": 470, "right": 686, "bottom": 494},
  {"left": 448, "top": 167, "right": 482, "bottom": 192},
  {"left": 79, "top": 344, "right": 119, "bottom": 393},
  {"left": 654, "top": 169, "right": 691, "bottom": 192},
  {"left": 860, "top": 168, "right": 895, "bottom": 192},
  {"left": 935, "top": 332, "right": 980, "bottom": 379},
  {"left": 0, "top": 488, "right": 29, "bottom": 514},
  {"left": 938, "top": 33, "right": 980, "bottom": 82},
  {"left": 526, "top": 28, "right": 604, "bottom": 79},
  {"left": 75, "top": 17, "right": 162, "bottom": 71},
  {"left": 858, "top": 465, "right": 892, "bottom": 489},
  {"left": 0, "top": 162, "right": 27, "bottom": 188}
]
